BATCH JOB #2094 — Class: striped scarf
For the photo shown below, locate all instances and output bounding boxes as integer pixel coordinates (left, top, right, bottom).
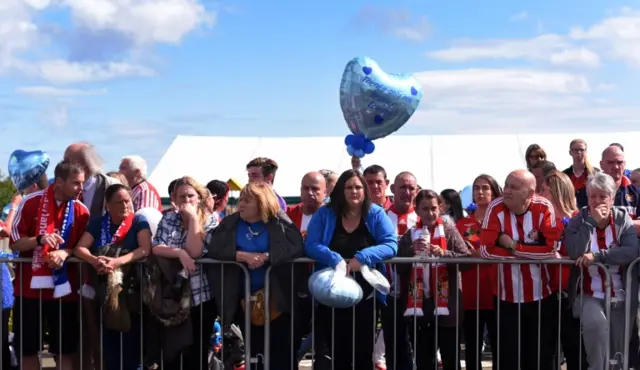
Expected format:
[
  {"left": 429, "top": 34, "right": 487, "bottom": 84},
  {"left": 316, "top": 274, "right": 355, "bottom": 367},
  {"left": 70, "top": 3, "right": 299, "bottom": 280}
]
[{"left": 404, "top": 218, "right": 450, "bottom": 316}]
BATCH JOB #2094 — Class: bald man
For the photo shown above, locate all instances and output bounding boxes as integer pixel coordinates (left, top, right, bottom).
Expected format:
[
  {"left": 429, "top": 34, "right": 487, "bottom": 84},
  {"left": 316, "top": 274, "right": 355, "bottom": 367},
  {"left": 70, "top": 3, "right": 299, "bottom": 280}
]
[
  {"left": 601, "top": 146, "right": 640, "bottom": 234},
  {"left": 287, "top": 172, "right": 326, "bottom": 234},
  {"left": 63, "top": 142, "right": 119, "bottom": 215},
  {"left": 479, "top": 169, "right": 562, "bottom": 370},
  {"left": 286, "top": 172, "right": 328, "bottom": 366}
]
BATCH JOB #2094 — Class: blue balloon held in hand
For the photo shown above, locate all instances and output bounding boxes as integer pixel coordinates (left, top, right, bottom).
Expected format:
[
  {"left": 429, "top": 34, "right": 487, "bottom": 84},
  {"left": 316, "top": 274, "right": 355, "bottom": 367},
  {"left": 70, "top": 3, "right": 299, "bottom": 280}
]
[
  {"left": 340, "top": 56, "right": 422, "bottom": 141},
  {"left": 460, "top": 185, "right": 473, "bottom": 210},
  {"left": 8, "top": 150, "right": 50, "bottom": 192},
  {"left": 308, "top": 267, "right": 363, "bottom": 308}
]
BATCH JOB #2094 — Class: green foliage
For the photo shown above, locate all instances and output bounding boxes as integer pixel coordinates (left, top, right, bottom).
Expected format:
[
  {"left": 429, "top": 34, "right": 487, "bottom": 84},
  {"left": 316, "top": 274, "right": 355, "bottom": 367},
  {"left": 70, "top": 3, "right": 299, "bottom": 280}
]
[{"left": 0, "top": 171, "right": 16, "bottom": 209}]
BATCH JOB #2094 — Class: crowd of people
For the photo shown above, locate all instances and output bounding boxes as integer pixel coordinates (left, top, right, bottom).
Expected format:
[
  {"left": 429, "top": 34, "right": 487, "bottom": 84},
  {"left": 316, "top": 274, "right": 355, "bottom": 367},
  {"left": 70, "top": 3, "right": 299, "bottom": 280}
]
[{"left": 0, "top": 139, "right": 638, "bottom": 370}]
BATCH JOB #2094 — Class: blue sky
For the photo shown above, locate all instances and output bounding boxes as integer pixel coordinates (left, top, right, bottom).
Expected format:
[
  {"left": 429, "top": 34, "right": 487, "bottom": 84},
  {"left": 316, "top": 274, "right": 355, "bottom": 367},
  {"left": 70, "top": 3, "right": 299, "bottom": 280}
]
[{"left": 2, "top": 0, "right": 640, "bottom": 175}]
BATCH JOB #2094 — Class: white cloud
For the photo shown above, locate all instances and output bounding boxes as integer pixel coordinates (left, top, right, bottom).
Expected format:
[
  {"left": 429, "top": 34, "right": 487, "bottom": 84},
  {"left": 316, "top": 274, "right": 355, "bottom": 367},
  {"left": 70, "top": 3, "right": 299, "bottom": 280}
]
[
  {"left": 0, "top": 0, "right": 213, "bottom": 83},
  {"left": 352, "top": 6, "right": 431, "bottom": 42},
  {"left": 510, "top": 11, "right": 528, "bottom": 21},
  {"left": 408, "top": 68, "right": 640, "bottom": 133},
  {"left": 569, "top": 8, "right": 640, "bottom": 65},
  {"left": 426, "top": 34, "right": 601, "bottom": 67},
  {"left": 428, "top": 8, "right": 640, "bottom": 68},
  {"left": 16, "top": 86, "right": 107, "bottom": 96},
  {"left": 62, "top": 0, "right": 214, "bottom": 45}
]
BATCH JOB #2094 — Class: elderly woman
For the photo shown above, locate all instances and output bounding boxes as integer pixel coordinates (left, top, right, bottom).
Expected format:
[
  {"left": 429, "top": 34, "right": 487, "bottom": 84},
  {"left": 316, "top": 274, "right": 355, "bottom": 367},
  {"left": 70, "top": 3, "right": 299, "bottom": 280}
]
[
  {"left": 152, "top": 176, "right": 219, "bottom": 369},
  {"left": 398, "top": 189, "right": 470, "bottom": 370},
  {"left": 207, "top": 181, "right": 304, "bottom": 370},
  {"left": 305, "top": 169, "right": 397, "bottom": 370},
  {"left": 74, "top": 183, "right": 152, "bottom": 370},
  {"left": 565, "top": 172, "right": 640, "bottom": 370}
]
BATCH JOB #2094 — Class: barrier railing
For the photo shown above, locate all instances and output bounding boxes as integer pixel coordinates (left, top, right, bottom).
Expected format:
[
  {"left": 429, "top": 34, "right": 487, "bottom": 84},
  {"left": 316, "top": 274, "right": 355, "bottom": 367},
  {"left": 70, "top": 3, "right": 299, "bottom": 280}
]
[{"left": 0, "top": 256, "right": 629, "bottom": 370}]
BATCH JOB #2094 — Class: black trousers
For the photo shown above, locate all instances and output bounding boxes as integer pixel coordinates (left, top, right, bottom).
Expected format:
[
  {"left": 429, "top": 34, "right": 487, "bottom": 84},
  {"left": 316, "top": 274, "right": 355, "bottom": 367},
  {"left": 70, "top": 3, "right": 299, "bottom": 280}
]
[
  {"left": 497, "top": 294, "right": 559, "bottom": 370},
  {"left": 163, "top": 300, "right": 217, "bottom": 370},
  {"left": 382, "top": 296, "right": 413, "bottom": 370},
  {"left": 462, "top": 309, "right": 497, "bottom": 370},
  {"left": 316, "top": 298, "right": 377, "bottom": 370},
  {"left": 407, "top": 317, "right": 461, "bottom": 370}
]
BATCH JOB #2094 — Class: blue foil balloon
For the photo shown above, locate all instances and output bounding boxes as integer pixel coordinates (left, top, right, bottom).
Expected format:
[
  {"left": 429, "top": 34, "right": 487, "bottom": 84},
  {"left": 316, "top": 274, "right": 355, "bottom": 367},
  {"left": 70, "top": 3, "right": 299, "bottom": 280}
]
[
  {"left": 308, "top": 267, "right": 363, "bottom": 308},
  {"left": 460, "top": 185, "right": 473, "bottom": 210},
  {"left": 8, "top": 150, "right": 50, "bottom": 192},
  {"left": 340, "top": 56, "right": 423, "bottom": 140},
  {"left": 1, "top": 204, "right": 10, "bottom": 221}
]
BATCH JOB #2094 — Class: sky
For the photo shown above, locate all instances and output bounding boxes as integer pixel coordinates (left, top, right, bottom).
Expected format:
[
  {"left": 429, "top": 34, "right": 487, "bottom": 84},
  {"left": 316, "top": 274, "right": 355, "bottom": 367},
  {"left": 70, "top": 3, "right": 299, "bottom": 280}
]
[{"left": 2, "top": 0, "right": 640, "bottom": 175}]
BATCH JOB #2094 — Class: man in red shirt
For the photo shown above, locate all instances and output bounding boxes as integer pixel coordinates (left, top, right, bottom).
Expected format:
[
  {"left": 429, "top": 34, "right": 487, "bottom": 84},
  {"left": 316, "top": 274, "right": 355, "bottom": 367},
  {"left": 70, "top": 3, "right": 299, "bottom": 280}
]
[
  {"left": 480, "top": 169, "right": 561, "bottom": 370},
  {"left": 363, "top": 165, "right": 393, "bottom": 210},
  {"left": 10, "top": 160, "right": 90, "bottom": 370},
  {"left": 287, "top": 172, "right": 326, "bottom": 237},
  {"left": 119, "top": 155, "right": 163, "bottom": 212},
  {"left": 287, "top": 172, "right": 327, "bottom": 365}
]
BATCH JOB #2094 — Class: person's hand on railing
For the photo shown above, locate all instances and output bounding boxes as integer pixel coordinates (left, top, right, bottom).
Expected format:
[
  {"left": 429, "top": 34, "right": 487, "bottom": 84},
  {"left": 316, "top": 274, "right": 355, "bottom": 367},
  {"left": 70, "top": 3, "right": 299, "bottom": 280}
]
[
  {"left": 178, "top": 249, "right": 196, "bottom": 273},
  {"left": 238, "top": 251, "right": 267, "bottom": 270},
  {"left": 575, "top": 252, "right": 595, "bottom": 267},
  {"left": 429, "top": 244, "right": 445, "bottom": 257},
  {"left": 46, "top": 249, "right": 69, "bottom": 269}
]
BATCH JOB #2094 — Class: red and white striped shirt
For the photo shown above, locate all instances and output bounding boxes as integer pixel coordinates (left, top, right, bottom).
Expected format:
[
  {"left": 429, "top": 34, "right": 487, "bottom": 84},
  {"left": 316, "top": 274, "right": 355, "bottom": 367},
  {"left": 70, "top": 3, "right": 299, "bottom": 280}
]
[
  {"left": 132, "top": 180, "right": 162, "bottom": 213},
  {"left": 479, "top": 196, "right": 562, "bottom": 303},
  {"left": 386, "top": 205, "right": 418, "bottom": 294},
  {"left": 582, "top": 216, "right": 625, "bottom": 302}
]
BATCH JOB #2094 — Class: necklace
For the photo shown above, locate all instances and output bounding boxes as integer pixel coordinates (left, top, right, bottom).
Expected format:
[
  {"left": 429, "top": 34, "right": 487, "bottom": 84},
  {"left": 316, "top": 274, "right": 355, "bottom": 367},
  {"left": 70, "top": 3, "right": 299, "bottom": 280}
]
[{"left": 245, "top": 223, "right": 264, "bottom": 240}]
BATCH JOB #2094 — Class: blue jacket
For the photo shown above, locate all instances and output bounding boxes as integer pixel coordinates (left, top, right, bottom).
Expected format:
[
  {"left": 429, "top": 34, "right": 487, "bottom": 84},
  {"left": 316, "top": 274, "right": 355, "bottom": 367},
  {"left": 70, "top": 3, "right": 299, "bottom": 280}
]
[
  {"left": 305, "top": 203, "right": 397, "bottom": 303},
  {"left": 0, "top": 252, "right": 15, "bottom": 310}
]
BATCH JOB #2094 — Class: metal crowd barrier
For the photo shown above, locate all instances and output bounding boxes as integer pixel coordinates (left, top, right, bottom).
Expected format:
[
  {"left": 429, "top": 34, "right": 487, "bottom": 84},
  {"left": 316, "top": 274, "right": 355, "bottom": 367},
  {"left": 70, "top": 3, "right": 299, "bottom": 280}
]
[{"left": 0, "top": 256, "right": 627, "bottom": 370}]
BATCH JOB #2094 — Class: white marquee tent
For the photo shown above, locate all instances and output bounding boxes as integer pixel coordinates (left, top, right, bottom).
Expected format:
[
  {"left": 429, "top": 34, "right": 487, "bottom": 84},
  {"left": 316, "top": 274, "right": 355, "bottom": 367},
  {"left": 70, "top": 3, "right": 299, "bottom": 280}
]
[{"left": 148, "top": 133, "right": 640, "bottom": 199}]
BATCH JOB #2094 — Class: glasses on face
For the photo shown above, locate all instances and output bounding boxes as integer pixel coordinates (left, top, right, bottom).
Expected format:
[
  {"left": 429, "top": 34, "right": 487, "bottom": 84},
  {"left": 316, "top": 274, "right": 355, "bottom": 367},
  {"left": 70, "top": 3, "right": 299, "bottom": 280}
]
[
  {"left": 529, "top": 154, "right": 545, "bottom": 160},
  {"left": 571, "top": 148, "right": 586, "bottom": 153}
]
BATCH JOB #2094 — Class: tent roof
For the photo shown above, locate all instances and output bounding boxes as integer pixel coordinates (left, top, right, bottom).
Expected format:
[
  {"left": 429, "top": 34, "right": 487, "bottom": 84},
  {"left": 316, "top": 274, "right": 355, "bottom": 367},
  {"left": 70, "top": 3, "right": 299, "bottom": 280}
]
[{"left": 148, "top": 133, "right": 640, "bottom": 198}]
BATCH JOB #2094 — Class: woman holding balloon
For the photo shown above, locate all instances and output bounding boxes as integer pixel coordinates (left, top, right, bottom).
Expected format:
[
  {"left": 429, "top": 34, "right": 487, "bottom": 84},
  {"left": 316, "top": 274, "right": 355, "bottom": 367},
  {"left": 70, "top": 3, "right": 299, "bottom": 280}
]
[{"left": 305, "top": 169, "right": 397, "bottom": 370}]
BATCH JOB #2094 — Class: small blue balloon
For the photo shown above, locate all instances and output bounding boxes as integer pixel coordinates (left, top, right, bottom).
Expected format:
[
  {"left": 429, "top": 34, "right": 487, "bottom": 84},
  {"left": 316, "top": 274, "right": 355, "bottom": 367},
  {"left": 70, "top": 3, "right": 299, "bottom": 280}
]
[
  {"left": 460, "top": 185, "right": 473, "bottom": 210},
  {"left": 354, "top": 149, "right": 365, "bottom": 158},
  {"left": 344, "top": 135, "right": 355, "bottom": 146},
  {"left": 8, "top": 150, "right": 50, "bottom": 192},
  {"left": 308, "top": 267, "right": 363, "bottom": 308},
  {"left": 351, "top": 135, "right": 365, "bottom": 150},
  {"left": 363, "top": 140, "right": 375, "bottom": 154},
  {"left": 340, "top": 56, "right": 423, "bottom": 141},
  {"left": 346, "top": 145, "right": 355, "bottom": 156},
  {"left": 1, "top": 204, "right": 10, "bottom": 221}
]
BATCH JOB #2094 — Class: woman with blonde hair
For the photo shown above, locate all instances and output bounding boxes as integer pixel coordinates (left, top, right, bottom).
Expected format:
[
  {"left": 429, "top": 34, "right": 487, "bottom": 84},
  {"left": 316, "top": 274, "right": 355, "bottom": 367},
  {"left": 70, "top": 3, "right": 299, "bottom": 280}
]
[
  {"left": 152, "top": 176, "right": 219, "bottom": 369},
  {"left": 563, "top": 138, "right": 599, "bottom": 209},
  {"left": 207, "top": 181, "right": 304, "bottom": 370},
  {"left": 539, "top": 170, "right": 586, "bottom": 370}
]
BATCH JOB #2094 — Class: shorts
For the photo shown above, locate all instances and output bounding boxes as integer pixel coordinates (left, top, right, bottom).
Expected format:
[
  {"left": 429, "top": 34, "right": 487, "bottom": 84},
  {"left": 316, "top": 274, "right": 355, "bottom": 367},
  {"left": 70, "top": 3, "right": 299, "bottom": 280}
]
[{"left": 13, "top": 298, "right": 79, "bottom": 356}]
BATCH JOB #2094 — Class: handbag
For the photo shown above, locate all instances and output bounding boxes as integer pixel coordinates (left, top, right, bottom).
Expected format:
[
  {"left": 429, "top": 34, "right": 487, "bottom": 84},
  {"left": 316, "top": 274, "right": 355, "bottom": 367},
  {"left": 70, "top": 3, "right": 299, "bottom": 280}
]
[{"left": 240, "top": 288, "right": 282, "bottom": 326}]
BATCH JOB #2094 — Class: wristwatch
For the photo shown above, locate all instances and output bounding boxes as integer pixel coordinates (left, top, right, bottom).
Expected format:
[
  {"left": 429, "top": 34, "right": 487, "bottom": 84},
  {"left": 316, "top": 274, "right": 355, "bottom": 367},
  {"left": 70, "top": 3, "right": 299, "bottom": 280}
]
[{"left": 36, "top": 235, "right": 44, "bottom": 246}]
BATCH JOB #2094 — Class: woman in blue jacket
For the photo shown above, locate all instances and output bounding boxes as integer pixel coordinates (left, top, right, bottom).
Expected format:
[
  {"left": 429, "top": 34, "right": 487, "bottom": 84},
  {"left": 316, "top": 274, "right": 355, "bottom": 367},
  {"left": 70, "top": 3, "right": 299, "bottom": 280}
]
[{"left": 305, "top": 169, "right": 397, "bottom": 370}]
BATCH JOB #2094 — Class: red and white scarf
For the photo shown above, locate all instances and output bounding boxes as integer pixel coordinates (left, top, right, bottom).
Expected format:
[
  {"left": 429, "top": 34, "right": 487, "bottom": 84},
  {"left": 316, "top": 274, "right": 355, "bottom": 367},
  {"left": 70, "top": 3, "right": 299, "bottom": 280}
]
[
  {"left": 404, "top": 218, "right": 450, "bottom": 317},
  {"left": 78, "top": 212, "right": 134, "bottom": 300},
  {"left": 32, "top": 185, "right": 74, "bottom": 298}
]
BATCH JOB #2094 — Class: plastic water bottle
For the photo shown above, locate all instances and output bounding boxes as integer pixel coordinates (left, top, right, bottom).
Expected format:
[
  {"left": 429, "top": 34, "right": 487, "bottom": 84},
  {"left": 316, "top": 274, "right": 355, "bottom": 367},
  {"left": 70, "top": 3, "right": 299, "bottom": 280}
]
[{"left": 419, "top": 226, "right": 430, "bottom": 257}]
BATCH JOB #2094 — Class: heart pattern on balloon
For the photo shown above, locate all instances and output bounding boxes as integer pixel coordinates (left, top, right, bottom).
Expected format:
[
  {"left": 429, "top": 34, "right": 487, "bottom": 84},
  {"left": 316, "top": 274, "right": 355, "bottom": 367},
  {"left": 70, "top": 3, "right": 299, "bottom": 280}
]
[
  {"left": 340, "top": 56, "right": 423, "bottom": 141},
  {"left": 8, "top": 150, "right": 50, "bottom": 191}
]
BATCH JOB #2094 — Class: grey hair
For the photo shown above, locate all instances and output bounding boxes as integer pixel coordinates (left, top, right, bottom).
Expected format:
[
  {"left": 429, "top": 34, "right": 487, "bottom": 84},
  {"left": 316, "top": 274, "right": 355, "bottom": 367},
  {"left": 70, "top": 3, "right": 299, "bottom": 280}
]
[
  {"left": 122, "top": 155, "right": 148, "bottom": 178},
  {"left": 586, "top": 172, "right": 617, "bottom": 199},
  {"left": 79, "top": 144, "right": 103, "bottom": 177}
]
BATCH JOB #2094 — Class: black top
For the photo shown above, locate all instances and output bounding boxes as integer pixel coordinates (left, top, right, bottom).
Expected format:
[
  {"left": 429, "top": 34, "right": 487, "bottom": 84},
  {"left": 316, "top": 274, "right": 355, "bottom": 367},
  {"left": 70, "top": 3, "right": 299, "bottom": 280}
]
[{"left": 329, "top": 217, "right": 375, "bottom": 298}]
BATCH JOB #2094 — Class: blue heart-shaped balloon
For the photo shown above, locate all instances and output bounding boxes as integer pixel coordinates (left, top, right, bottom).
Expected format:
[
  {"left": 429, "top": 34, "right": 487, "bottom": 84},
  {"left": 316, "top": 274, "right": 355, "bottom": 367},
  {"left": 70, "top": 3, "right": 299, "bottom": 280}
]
[
  {"left": 340, "top": 56, "right": 423, "bottom": 140},
  {"left": 8, "top": 150, "right": 50, "bottom": 191}
]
